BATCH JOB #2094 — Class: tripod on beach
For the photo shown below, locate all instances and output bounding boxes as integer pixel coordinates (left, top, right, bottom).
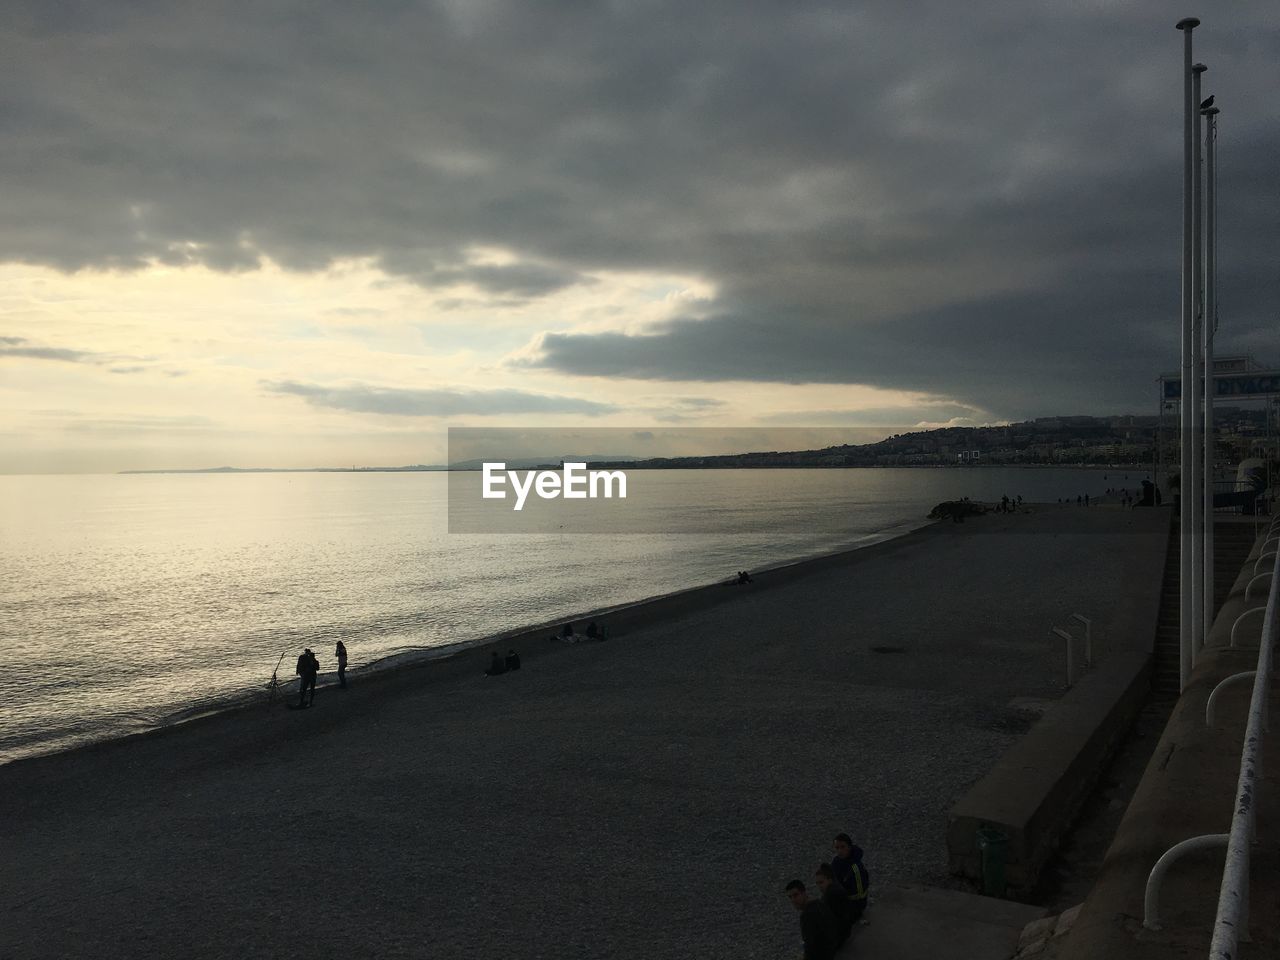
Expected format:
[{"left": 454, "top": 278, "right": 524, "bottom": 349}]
[{"left": 266, "top": 648, "right": 289, "bottom": 707}]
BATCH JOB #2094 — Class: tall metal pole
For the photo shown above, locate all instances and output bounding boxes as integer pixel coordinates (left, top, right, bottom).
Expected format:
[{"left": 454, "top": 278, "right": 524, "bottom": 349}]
[
  {"left": 1203, "top": 103, "right": 1219, "bottom": 643},
  {"left": 1176, "top": 17, "right": 1199, "bottom": 691},
  {"left": 1156, "top": 383, "right": 1164, "bottom": 492},
  {"left": 1191, "top": 61, "right": 1206, "bottom": 662}
]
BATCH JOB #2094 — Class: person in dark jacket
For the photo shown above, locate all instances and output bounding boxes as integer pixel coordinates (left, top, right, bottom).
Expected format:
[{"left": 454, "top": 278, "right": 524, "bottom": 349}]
[
  {"left": 505, "top": 649, "right": 521, "bottom": 671},
  {"left": 815, "top": 863, "right": 854, "bottom": 946},
  {"left": 785, "top": 880, "right": 837, "bottom": 960},
  {"left": 335, "top": 640, "right": 348, "bottom": 688},
  {"left": 831, "top": 834, "right": 870, "bottom": 923},
  {"left": 485, "top": 652, "right": 506, "bottom": 676},
  {"left": 296, "top": 648, "right": 319, "bottom": 707}
]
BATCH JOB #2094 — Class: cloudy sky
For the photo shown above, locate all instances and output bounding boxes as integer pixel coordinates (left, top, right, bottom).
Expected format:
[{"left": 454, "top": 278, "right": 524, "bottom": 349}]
[{"left": 2, "top": 2, "right": 1278, "bottom": 472}]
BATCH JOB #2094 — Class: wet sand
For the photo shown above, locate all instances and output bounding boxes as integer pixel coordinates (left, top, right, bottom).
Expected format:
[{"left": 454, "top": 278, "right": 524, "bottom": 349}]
[{"left": 0, "top": 505, "right": 1168, "bottom": 959}]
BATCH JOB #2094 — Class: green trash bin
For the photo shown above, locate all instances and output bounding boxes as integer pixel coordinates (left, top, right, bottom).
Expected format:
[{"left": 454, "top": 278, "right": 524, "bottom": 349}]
[{"left": 976, "top": 826, "right": 1009, "bottom": 897}]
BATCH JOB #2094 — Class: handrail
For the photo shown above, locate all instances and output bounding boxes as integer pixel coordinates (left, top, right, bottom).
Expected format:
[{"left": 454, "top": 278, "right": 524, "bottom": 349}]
[
  {"left": 1205, "top": 671, "right": 1255, "bottom": 727},
  {"left": 1228, "top": 607, "right": 1266, "bottom": 648},
  {"left": 1252, "top": 550, "right": 1277, "bottom": 574},
  {"left": 1208, "top": 547, "right": 1280, "bottom": 958},
  {"left": 1144, "top": 835, "right": 1229, "bottom": 930},
  {"left": 1243, "top": 572, "right": 1271, "bottom": 601}
]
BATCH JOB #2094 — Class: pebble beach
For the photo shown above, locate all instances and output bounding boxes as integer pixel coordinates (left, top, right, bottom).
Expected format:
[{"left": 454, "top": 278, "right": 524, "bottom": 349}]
[{"left": 0, "top": 504, "right": 1168, "bottom": 959}]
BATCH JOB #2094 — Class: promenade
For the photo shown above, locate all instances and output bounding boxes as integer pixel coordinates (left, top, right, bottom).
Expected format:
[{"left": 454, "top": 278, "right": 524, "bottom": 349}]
[
  {"left": 0, "top": 505, "right": 1167, "bottom": 959},
  {"left": 1047, "top": 518, "right": 1280, "bottom": 960}
]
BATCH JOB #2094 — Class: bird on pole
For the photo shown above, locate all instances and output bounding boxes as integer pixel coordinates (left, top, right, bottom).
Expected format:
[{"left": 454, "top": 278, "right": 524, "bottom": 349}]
[{"left": 1200, "top": 94, "right": 1215, "bottom": 109}]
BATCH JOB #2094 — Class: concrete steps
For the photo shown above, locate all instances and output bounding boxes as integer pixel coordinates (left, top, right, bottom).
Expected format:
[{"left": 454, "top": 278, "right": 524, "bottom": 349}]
[{"left": 1151, "top": 519, "right": 1260, "bottom": 694}]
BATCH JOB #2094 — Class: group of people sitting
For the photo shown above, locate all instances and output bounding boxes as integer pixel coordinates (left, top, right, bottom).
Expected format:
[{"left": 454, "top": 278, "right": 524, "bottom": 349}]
[
  {"left": 557, "top": 621, "right": 605, "bottom": 643},
  {"left": 482, "top": 619, "right": 612, "bottom": 675},
  {"left": 484, "top": 650, "right": 521, "bottom": 676},
  {"left": 785, "top": 833, "right": 870, "bottom": 959}
]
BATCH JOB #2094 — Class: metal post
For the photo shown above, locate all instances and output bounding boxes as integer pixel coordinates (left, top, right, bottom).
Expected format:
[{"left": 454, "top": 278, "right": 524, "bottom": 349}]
[
  {"left": 1203, "top": 103, "right": 1219, "bottom": 643},
  {"left": 1053, "top": 627, "right": 1076, "bottom": 688},
  {"left": 1071, "top": 613, "right": 1093, "bottom": 666},
  {"left": 1176, "top": 17, "right": 1199, "bottom": 691},
  {"left": 1156, "top": 380, "right": 1165, "bottom": 496},
  {"left": 1191, "top": 61, "right": 1206, "bottom": 663}
]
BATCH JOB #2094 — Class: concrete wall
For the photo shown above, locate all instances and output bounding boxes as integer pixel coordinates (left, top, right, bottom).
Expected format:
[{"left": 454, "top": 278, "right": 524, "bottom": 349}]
[{"left": 947, "top": 651, "right": 1152, "bottom": 895}]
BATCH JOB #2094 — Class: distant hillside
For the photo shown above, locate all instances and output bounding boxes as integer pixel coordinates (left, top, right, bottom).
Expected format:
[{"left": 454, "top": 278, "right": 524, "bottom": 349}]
[{"left": 591, "top": 415, "right": 1166, "bottom": 469}]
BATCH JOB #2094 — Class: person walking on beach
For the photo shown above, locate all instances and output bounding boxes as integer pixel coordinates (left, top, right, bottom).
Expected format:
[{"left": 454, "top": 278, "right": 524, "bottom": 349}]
[
  {"left": 785, "top": 880, "right": 837, "bottom": 960},
  {"left": 505, "top": 649, "right": 521, "bottom": 671},
  {"left": 335, "top": 640, "right": 348, "bottom": 689},
  {"left": 296, "top": 648, "right": 319, "bottom": 707},
  {"left": 831, "top": 834, "right": 870, "bottom": 924}
]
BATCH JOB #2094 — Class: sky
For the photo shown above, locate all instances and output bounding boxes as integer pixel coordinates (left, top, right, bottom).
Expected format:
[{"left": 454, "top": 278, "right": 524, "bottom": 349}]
[{"left": 2, "top": 2, "right": 1279, "bottom": 472}]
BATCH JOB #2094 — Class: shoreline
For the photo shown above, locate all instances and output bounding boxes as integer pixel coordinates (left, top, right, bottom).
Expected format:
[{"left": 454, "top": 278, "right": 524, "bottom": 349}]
[
  {"left": 0, "top": 504, "right": 1172, "bottom": 959},
  {"left": 2, "top": 513, "right": 938, "bottom": 770}
]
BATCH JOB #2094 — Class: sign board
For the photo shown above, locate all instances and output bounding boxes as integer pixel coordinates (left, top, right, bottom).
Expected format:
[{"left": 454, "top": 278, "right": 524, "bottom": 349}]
[{"left": 1162, "top": 370, "right": 1280, "bottom": 400}]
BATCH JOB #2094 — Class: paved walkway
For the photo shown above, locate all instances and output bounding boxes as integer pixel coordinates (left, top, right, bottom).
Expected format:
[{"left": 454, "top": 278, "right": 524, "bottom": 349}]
[
  {"left": 1052, "top": 523, "right": 1280, "bottom": 959},
  {"left": 848, "top": 885, "right": 1046, "bottom": 960}
]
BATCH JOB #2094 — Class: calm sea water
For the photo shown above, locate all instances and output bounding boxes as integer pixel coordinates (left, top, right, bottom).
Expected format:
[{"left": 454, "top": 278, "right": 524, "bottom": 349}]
[{"left": 0, "top": 467, "right": 1133, "bottom": 764}]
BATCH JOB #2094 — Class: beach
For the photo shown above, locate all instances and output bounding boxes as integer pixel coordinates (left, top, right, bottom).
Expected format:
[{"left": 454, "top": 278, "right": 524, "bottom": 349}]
[{"left": 0, "top": 504, "right": 1168, "bottom": 959}]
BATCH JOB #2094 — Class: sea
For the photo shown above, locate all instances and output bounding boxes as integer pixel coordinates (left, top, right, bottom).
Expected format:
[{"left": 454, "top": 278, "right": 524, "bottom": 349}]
[{"left": 0, "top": 466, "right": 1136, "bottom": 764}]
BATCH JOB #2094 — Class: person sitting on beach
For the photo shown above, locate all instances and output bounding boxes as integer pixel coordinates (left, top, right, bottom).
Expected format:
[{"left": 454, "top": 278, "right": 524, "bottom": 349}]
[
  {"left": 485, "top": 651, "right": 507, "bottom": 676},
  {"left": 296, "top": 648, "right": 319, "bottom": 707},
  {"left": 505, "top": 649, "right": 521, "bottom": 671},
  {"left": 586, "top": 621, "right": 599, "bottom": 640},
  {"left": 335, "top": 640, "right": 348, "bottom": 689},
  {"left": 831, "top": 833, "right": 870, "bottom": 923},
  {"left": 561, "top": 623, "right": 576, "bottom": 642},
  {"left": 736, "top": 570, "right": 753, "bottom": 584},
  {"left": 785, "top": 880, "right": 837, "bottom": 960},
  {"left": 814, "top": 863, "right": 854, "bottom": 947}
]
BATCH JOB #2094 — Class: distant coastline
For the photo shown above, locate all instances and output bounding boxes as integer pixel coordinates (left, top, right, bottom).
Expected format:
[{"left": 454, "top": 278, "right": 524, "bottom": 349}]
[
  {"left": 119, "top": 461, "right": 1150, "bottom": 475},
  {"left": 119, "top": 465, "right": 450, "bottom": 474}
]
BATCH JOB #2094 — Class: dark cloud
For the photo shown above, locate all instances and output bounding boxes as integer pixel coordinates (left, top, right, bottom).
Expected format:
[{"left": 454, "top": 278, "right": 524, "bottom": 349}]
[
  {"left": 756, "top": 405, "right": 981, "bottom": 426},
  {"left": 264, "top": 379, "right": 618, "bottom": 417},
  {"left": 1, "top": 337, "right": 159, "bottom": 370},
  {"left": 3, "top": 3, "right": 1279, "bottom": 415},
  {"left": 646, "top": 395, "right": 728, "bottom": 423},
  {"left": 1, "top": 340, "right": 98, "bottom": 363}
]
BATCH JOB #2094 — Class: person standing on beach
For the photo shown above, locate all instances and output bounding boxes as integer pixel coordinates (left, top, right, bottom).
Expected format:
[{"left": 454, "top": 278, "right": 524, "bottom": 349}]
[
  {"left": 831, "top": 834, "right": 870, "bottom": 924},
  {"left": 814, "top": 863, "right": 853, "bottom": 947},
  {"left": 335, "top": 640, "right": 348, "bottom": 689},
  {"left": 785, "top": 880, "right": 837, "bottom": 960},
  {"left": 296, "top": 648, "right": 319, "bottom": 707}
]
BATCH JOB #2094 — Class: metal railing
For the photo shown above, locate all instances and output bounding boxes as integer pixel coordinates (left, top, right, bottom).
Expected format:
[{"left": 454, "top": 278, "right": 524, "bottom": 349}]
[
  {"left": 1142, "top": 518, "right": 1279, "bottom": 946},
  {"left": 1208, "top": 520, "right": 1278, "bottom": 957},
  {"left": 1051, "top": 614, "right": 1094, "bottom": 688}
]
